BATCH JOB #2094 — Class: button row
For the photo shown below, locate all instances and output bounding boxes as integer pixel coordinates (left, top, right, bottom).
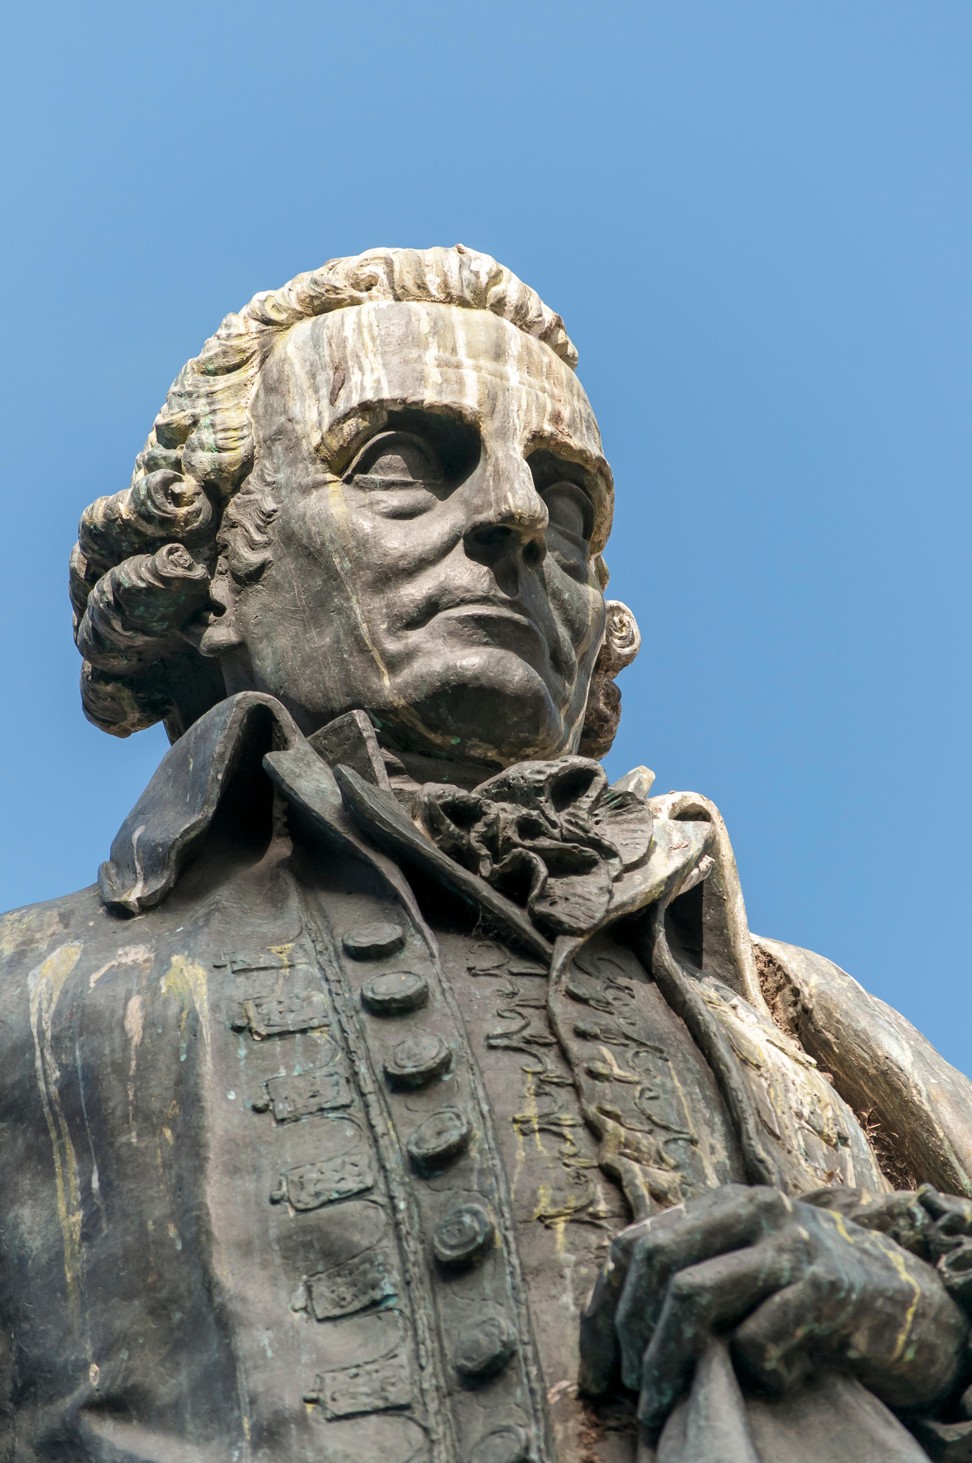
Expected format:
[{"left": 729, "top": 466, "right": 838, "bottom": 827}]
[
  {"left": 361, "top": 969, "right": 428, "bottom": 1015},
  {"left": 407, "top": 1107, "right": 470, "bottom": 1175},
  {"left": 470, "top": 1425, "right": 532, "bottom": 1463},
  {"left": 383, "top": 1032, "right": 452, "bottom": 1089},
  {"left": 344, "top": 918, "right": 525, "bottom": 1438},
  {"left": 454, "top": 1315, "right": 518, "bottom": 1382},
  {"left": 343, "top": 920, "right": 406, "bottom": 961},
  {"left": 432, "top": 1201, "right": 495, "bottom": 1270}
]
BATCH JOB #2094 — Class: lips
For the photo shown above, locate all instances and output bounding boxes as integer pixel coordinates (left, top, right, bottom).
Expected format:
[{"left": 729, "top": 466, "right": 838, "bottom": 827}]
[
  {"left": 431, "top": 602, "right": 548, "bottom": 658},
  {"left": 405, "top": 589, "right": 544, "bottom": 638},
  {"left": 402, "top": 582, "right": 584, "bottom": 684},
  {"left": 436, "top": 601, "right": 541, "bottom": 630}
]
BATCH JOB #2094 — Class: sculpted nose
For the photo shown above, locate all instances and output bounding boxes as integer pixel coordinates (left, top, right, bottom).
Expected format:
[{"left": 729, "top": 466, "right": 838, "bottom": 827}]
[{"left": 462, "top": 452, "right": 548, "bottom": 582}]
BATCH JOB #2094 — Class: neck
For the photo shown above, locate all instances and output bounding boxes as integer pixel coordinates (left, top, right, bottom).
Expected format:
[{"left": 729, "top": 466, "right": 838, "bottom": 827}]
[
  {"left": 380, "top": 743, "right": 506, "bottom": 792},
  {"left": 305, "top": 707, "right": 513, "bottom": 805}
]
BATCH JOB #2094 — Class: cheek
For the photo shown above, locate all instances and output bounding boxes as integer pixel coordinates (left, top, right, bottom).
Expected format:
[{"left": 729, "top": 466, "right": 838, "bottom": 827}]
[
  {"left": 278, "top": 493, "right": 380, "bottom": 620},
  {"left": 545, "top": 569, "right": 607, "bottom": 680},
  {"left": 285, "top": 488, "right": 349, "bottom": 564},
  {"left": 292, "top": 486, "right": 440, "bottom": 586},
  {"left": 278, "top": 493, "right": 437, "bottom": 676}
]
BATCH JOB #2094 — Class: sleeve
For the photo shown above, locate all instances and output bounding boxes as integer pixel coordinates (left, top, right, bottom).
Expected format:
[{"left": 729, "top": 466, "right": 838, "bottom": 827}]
[{"left": 754, "top": 935, "right": 972, "bottom": 1199}]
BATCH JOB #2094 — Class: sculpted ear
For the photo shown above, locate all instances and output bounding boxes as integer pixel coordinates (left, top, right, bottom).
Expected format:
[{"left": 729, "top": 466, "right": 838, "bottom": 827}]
[
  {"left": 184, "top": 565, "right": 245, "bottom": 658},
  {"left": 578, "top": 601, "right": 642, "bottom": 760}
]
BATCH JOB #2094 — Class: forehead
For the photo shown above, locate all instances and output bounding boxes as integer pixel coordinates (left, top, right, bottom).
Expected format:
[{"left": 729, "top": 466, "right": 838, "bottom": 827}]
[{"left": 256, "top": 300, "right": 607, "bottom": 472}]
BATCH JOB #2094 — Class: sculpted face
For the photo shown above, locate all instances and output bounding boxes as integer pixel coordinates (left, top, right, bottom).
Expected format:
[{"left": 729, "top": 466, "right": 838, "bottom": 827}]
[{"left": 211, "top": 301, "right": 613, "bottom": 774}]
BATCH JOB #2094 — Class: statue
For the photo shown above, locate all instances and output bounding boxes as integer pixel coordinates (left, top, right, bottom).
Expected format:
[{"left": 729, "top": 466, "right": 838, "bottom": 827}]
[{"left": 3, "top": 245, "right": 972, "bottom": 1463}]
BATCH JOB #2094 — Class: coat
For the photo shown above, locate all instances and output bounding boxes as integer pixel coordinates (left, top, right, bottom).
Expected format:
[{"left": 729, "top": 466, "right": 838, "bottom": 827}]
[{"left": 2, "top": 693, "right": 971, "bottom": 1463}]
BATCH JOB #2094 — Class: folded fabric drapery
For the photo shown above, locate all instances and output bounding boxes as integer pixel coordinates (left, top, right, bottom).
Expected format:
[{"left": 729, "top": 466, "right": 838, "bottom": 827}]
[
  {"left": 644, "top": 1340, "right": 927, "bottom": 1463},
  {"left": 417, "top": 756, "right": 654, "bottom": 937}
]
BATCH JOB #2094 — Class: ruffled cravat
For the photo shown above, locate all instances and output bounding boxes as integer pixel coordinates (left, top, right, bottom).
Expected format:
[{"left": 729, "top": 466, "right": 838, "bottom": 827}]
[{"left": 416, "top": 755, "right": 653, "bottom": 937}]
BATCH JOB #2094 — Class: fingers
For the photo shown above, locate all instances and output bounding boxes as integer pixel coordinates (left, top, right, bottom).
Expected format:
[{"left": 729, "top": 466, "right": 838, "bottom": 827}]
[
  {"left": 731, "top": 1272, "right": 829, "bottom": 1396},
  {"left": 579, "top": 1257, "right": 627, "bottom": 1394},
  {"left": 637, "top": 1234, "right": 808, "bottom": 1431},
  {"left": 580, "top": 1215, "right": 656, "bottom": 1394},
  {"left": 616, "top": 1186, "right": 792, "bottom": 1386}
]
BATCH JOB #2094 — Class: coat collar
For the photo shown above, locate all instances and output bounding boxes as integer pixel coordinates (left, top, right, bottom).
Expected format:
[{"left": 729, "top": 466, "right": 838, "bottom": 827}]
[
  {"left": 99, "top": 693, "right": 302, "bottom": 915},
  {"left": 100, "top": 694, "right": 757, "bottom": 997}
]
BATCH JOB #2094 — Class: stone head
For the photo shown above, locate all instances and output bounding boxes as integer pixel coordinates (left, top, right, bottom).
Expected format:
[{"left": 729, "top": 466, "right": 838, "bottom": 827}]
[{"left": 71, "top": 247, "right": 640, "bottom": 777}]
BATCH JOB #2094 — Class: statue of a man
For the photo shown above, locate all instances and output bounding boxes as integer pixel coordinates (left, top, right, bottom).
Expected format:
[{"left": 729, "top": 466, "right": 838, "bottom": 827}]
[{"left": 3, "top": 246, "right": 972, "bottom": 1463}]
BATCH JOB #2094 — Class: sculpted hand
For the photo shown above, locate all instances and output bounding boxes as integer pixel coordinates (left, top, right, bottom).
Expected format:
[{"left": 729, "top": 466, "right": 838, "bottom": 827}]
[{"left": 580, "top": 1183, "right": 967, "bottom": 1431}]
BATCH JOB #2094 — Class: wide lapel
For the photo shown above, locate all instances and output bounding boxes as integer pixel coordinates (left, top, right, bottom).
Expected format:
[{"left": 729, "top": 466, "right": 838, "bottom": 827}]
[{"left": 100, "top": 692, "right": 301, "bottom": 915}]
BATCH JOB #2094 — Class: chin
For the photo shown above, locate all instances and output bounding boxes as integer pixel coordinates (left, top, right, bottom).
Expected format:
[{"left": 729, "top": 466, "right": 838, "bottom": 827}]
[{"left": 379, "top": 649, "right": 586, "bottom": 768}]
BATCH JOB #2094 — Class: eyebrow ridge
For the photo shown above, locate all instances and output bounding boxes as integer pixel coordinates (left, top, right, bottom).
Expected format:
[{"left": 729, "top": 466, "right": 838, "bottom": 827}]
[
  {"left": 524, "top": 429, "right": 612, "bottom": 484},
  {"left": 316, "top": 400, "right": 482, "bottom": 473}
]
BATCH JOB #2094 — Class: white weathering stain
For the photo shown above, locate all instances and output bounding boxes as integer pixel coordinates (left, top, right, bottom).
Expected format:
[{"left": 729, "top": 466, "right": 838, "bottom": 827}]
[
  {"left": 89, "top": 943, "right": 152, "bottom": 989},
  {"left": 27, "top": 943, "right": 84, "bottom": 1319}
]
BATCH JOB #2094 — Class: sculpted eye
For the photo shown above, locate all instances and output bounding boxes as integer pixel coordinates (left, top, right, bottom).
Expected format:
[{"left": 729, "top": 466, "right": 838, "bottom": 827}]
[
  {"left": 347, "top": 431, "right": 444, "bottom": 487},
  {"left": 543, "top": 480, "right": 595, "bottom": 546},
  {"left": 527, "top": 449, "right": 598, "bottom": 564}
]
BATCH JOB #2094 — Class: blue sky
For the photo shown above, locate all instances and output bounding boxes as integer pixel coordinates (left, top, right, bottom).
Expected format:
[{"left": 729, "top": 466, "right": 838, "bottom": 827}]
[{"left": 1, "top": 2, "right": 970, "bottom": 1067}]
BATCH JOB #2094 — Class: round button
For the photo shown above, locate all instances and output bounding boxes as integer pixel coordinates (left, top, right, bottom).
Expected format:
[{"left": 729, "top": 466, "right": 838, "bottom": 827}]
[
  {"left": 406, "top": 1108, "right": 471, "bottom": 1175},
  {"left": 469, "top": 1425, "right": 532, "bottom": 1463},
  {"left": 361, "top": 970, "right": 429, "bottom": 1015},
  {"left": 453, "top": 1315, "right": 518, "bottom": 1383},
  {"left": 384, "top": 1033, "right": 452, "bottom": 1089},
  {"left": 432, "top": 1202, "right": 495, "bottom": 1270},
  {"left": 343, "top": 921, "right": 406, "bottom": 961}
]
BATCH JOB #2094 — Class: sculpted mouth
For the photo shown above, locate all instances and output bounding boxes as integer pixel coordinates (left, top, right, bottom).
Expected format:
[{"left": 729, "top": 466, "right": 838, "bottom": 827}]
[
  {"left": 405, "top": 595, "right": 578, "bottom": 680},
  {"left": 440, "top": 603, "right": 539, "bottom": 627},
  {"left": 410, "top": 595, "right": 544, "bottom": 636},
  {"left": 430, "top": 603, "right": 548, "bottom": 651}
]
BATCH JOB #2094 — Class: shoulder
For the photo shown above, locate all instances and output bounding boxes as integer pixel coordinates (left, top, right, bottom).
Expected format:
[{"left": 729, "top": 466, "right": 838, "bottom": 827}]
[
  {"left": 0, "top": 885, "right": 107, "bottom": 980},
  {"left": 0, "top": 885, "right": 136, "bottom": 1040},
  {"left": 755, "top": 934, "right": 972, "bottom": 1195},
  {"left": 754, "top": 933, "right": 962, "bottom": 1084}
]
